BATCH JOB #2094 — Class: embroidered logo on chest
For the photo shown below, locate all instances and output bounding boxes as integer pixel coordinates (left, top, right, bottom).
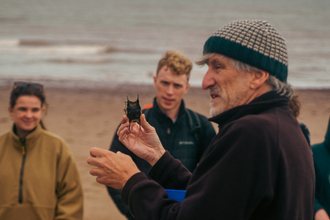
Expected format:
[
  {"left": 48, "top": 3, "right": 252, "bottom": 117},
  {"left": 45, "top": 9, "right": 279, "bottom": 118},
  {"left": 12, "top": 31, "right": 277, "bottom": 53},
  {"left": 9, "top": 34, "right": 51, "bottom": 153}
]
[{"left": 179, "top": 141, "right": 194, "bottom": 145}]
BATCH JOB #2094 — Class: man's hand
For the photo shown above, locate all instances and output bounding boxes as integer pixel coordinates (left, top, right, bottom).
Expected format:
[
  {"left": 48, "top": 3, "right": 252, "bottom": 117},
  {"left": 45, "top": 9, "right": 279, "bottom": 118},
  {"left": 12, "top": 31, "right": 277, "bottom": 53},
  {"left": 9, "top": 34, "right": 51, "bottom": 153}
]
[
  {"left": 87, "top": 148, "right": 140, "bottom": 189},
  {"left": 315, "top": 209, "right": 330, "bottom": 220},
  {"left": 117, "top": 114, "right": 165, "bottom": 166}
]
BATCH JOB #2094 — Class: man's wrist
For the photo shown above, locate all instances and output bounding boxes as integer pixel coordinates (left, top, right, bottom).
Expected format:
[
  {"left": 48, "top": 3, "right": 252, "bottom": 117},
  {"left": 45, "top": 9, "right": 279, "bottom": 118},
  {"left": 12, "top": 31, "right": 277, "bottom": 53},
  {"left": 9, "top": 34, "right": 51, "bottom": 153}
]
[{"left": 150, "top": 149, "right": 166, "bottom": 166}]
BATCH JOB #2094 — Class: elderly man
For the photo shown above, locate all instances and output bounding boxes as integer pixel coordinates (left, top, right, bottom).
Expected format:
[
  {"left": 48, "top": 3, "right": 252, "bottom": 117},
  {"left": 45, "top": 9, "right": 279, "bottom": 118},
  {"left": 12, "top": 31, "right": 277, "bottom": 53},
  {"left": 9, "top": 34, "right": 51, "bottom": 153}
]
[{"left": 87, "top": 20, "right": 315, "bottom": 219}]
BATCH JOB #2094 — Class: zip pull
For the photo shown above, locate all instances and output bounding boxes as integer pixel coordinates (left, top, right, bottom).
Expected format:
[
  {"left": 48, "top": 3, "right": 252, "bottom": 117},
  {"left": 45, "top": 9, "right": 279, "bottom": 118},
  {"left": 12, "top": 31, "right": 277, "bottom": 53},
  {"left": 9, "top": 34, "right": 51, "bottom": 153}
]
[
  {"left": 167, "top": 128, "right": 170, "bottom": 134},
  {"left": 20, "top": 138, "right": 26, "bottom": 155},
  {"left": 21, "top": 146, "right": 25, "bottom": 155}
]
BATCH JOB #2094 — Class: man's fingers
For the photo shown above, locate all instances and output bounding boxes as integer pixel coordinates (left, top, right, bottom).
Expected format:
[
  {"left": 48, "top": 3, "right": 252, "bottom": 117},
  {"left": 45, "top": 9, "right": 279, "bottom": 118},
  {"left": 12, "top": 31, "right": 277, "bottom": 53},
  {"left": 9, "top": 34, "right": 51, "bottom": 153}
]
[
  {"left": 116, "top": 151, "right": 132, "bottom": 161},
  {"left": 118, "top": 127, "right": 129, "bottom": 144},
  {"left": 89, "top": 167, "right": 105, "bottom": 176},
  {"left": 87, "top": 156, "right": 97, "bottom": 166},
  {"left": 87, "top": 149, "right": 116, "bottom": 167},
  {"left": 140, "top": 114, "right": 146, "bottom": 126},
  {"left": 89, "top": 147, "right": 106, "bottom": 158},
  {"left": 117, "top": 120, "right": 130, "bottom": 137},
  {"left": 140, "top": 114, "right": 149, "bottom": 130},
  {"left": 95, "top": 176, "right": 119, "bottom": 188},
  {"left": 140, "top": 114, "right": 155, "bottom": 133},
  {"left": 121, "top": 114, "right": 129, "bottom": 124}
]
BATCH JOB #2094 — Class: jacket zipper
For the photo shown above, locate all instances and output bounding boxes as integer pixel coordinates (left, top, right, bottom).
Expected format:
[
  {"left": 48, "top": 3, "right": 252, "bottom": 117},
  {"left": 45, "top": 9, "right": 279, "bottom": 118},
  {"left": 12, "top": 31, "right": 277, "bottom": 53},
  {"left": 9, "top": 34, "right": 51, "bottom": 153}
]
[{"left": 18, "top": 138, "right": 26, "bottom": 204}]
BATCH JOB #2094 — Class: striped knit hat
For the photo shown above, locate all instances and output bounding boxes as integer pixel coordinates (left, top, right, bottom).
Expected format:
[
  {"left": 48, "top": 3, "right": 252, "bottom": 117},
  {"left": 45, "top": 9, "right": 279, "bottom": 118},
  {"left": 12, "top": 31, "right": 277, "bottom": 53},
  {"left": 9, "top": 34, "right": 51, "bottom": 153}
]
[{"left": 203, "top": 20, "right": 288, "bottom": 82}]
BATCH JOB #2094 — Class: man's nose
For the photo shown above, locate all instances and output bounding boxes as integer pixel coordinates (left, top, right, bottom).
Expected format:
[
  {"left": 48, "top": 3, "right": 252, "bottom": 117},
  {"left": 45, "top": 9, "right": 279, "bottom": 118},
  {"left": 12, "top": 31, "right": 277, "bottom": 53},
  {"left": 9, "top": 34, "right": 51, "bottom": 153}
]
[
  {"left": 202, "top": 69, "right": 215, "bottom": 90},
  {"left": 166, "top": 85, "right": 174, "bottom": 94}
]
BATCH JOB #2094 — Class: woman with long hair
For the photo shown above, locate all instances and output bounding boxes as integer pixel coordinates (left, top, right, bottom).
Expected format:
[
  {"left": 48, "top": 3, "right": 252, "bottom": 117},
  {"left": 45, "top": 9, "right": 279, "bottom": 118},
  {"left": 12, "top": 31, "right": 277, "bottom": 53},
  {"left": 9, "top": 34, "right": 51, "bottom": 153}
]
[{"left": 0, "top": 82, "right": 83, "bottom": 219}]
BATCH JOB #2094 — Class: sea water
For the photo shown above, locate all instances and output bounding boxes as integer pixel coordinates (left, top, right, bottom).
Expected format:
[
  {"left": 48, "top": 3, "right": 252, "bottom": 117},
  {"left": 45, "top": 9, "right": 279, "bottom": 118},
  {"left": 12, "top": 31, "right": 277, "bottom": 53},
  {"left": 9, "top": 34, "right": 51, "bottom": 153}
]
[{"left": 0, "top": 0, "right": 330, "bottom": 88}]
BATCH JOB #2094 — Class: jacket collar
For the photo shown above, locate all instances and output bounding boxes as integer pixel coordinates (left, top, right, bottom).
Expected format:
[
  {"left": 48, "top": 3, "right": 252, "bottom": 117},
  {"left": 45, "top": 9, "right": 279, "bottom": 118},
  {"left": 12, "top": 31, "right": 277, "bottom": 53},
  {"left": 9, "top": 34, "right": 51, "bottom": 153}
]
[
  {"left": 152, "top": 97, "right": 186, "bottom": 123},
  {"left": 10, "top": 124, "right": 43, "bottom": 150},
  {"left": 209, "top": 91, "right": 289, "bottom": 127}
]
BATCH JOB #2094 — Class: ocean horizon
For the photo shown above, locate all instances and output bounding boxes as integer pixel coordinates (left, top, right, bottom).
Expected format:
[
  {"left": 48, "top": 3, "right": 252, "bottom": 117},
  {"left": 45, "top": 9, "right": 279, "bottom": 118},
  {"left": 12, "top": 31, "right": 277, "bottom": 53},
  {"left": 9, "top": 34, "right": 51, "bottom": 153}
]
[{"left": 1, "top": 0, "right": 330, "bottom": 89}]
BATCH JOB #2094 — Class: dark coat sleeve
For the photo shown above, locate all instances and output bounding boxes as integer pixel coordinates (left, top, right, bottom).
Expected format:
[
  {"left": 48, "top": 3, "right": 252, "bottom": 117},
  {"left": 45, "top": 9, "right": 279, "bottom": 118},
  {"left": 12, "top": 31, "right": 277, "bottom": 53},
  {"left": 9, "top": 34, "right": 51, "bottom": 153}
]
[
  {"left": 122, "top": 151, "right": 191, "bottom": 220},
  {"left": 121, "top": 119, "right": 281, "bottom": 220}
]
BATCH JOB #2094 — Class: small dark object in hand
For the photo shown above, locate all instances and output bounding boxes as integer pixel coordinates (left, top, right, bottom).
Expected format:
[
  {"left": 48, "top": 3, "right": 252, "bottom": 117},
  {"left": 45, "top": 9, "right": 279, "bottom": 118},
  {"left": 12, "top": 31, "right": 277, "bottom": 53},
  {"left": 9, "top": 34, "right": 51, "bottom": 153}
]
[{"left": 124, "top": 95, "right": 141, "bottom": 127}]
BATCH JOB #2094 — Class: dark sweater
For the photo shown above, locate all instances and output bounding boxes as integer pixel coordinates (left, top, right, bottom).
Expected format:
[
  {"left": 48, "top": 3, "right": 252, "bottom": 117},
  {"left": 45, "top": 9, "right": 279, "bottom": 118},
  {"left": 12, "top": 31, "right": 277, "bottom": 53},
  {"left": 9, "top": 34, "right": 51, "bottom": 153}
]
[{"left": 122, "top": 92, "right": 315, "bottom": 220}]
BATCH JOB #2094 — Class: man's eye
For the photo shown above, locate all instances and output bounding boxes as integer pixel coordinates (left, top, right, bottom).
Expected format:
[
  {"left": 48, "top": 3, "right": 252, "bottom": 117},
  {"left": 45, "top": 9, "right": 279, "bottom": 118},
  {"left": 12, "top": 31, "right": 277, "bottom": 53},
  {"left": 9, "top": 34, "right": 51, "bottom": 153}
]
[{"left": 32, "top": 108, "right": 40, "bottom": 112}]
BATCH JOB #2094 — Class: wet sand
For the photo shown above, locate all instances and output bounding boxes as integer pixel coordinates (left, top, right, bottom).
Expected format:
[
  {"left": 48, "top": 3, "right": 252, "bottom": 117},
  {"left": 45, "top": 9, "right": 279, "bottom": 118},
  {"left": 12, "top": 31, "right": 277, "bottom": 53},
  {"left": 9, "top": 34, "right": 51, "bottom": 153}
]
[{"left": 0, "top": 84, "right": 329, "bottom": 220}]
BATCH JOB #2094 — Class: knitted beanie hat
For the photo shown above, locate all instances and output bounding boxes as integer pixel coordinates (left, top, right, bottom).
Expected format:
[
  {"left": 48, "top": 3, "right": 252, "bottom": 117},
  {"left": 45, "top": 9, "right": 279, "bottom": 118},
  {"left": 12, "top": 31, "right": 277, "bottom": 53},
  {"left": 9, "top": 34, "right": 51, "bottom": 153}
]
[{"left": 203, "top": 20, "right": 288, "bottom": 82}]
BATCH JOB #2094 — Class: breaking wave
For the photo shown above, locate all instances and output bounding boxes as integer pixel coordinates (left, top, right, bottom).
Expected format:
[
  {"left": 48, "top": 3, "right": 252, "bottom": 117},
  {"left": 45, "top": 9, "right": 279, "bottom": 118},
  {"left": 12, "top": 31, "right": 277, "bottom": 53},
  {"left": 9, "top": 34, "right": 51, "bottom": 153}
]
[{"left": 0, "top": 39, "right": 117, "bottom": 55}]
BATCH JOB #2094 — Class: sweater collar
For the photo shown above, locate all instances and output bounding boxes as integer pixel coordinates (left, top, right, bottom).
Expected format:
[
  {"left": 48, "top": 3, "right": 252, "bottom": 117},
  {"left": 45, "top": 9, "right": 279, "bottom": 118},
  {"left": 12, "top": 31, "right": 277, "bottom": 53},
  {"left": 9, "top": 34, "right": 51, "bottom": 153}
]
[{"left": 209, "top": 91, "right": 289, "bottom": 127}]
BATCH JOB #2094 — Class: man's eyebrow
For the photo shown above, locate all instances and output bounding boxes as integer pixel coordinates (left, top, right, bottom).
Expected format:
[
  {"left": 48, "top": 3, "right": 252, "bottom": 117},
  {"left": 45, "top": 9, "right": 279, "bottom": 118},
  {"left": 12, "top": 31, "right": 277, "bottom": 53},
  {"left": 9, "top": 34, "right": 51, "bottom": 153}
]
[
  {"left": 174, "top": 83, "right": 183, "bottom": 87},
  {"left": 211, "top": 57, "right": 221, "bottom": 64},
  {"left": 210, "top": 58, "right": 226, "bottom": 67}
]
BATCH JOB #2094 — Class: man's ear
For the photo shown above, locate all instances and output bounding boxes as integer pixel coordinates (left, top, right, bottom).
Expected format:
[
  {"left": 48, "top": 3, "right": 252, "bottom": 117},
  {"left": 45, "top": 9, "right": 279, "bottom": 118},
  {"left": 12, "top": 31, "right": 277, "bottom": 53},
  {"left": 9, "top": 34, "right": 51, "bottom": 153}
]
[
  {"left": 250, "top": 71, "right": 269, "bottom": 90},
  {"left": 153, "top": 75, "right": 157, "bottom": 87},
  {"left": 183, "top": 82, "right": 190, "bottom": 95}
]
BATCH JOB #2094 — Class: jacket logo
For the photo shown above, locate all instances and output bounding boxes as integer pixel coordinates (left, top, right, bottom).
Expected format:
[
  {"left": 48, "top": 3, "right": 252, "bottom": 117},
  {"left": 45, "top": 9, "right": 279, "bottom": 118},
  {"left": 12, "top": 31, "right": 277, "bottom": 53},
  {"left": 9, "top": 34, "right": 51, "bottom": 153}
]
[{"left": 179, "top": 141, "right": 194, "bottom": 145}]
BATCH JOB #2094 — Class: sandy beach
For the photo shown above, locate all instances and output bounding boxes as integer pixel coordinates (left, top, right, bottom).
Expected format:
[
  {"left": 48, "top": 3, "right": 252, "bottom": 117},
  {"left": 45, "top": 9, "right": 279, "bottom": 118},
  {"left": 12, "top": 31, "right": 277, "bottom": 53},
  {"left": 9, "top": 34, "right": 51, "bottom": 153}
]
[{"left": 0, "top": 84, "right": 329, "bottom": 220}]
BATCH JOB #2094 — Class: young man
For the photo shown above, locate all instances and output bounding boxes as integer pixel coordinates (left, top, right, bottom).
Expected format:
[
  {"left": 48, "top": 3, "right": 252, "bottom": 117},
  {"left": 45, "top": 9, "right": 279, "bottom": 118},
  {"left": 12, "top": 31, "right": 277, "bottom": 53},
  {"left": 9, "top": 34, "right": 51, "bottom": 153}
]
[
  {"left": 88, "top": 20, "right": 315, "bottom": 219},
  {"left": 106, "top": 50, "right": 216, "bottom": 219}
]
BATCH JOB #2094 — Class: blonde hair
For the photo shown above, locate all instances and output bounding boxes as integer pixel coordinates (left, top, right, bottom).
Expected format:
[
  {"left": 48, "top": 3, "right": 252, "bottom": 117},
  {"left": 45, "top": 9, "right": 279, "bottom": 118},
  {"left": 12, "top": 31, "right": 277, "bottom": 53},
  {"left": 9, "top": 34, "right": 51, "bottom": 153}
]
[{"left": 156, "top": 50, "right": 192, "bottom": 81}]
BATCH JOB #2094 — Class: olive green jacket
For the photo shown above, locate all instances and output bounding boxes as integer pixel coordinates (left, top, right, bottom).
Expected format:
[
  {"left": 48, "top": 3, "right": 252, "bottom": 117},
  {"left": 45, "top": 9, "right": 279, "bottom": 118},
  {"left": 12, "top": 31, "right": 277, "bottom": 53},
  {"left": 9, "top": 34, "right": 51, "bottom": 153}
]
[{"left": 0, "top": 124, "right": 83, "bottom": 219}]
